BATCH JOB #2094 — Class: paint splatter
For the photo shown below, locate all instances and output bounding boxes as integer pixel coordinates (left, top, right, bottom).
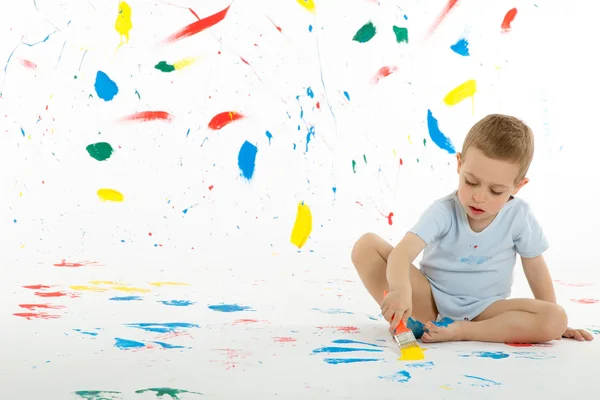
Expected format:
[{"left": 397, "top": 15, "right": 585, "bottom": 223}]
[
  {"left": 53, "top": 260, "right": 99, "bottom": 268},
  {"left": 501, "top": 8, "right": 517, "bottom": 32},
  {"left": 323, "top": 358, "right": 382, "bottom": 364},
  {"left": 115, "top": 2, "right": 132, "bottom": 47},
  {"left": 312, "top": 346, "right": 383, "bottom": 353},
  {"left": 399, "top": 346, "right": 425, "bottom": 361},
  {"left": 393, "top": 26, "right": 408, "bottom": 43},
  {"left": 155, "top": 58, "right": 196, "bottom": 72},
  {"left": 463, "top": 375, "right": 502, "bottom": 387},
  {"left": 379, "top": 370, "right": 411, "bottom": 383},
  {"left": 86, "top": 142, "right": 114, "bottom": 161},
  {"left": 114, "top": 338, "right": 145, "bottom": 350},
  {"left": 312, "top": 308, "right": 353, "bottom": 314},
  {"left": 331, "top": 339, "right": 382, "bottom": 347},
  {"left": 124, "top": 322, "right": 199, "bottom": 333},
  {"left": 159, "top": 300, "right": 195, "bottom": 306},
  {"left": 353, "top": 21, "right": 376, "bottom": 43},
  {"left": 208, "top": 111, "right": 244, "bottom": 130},
  {"left": 152, "top": 341, "right": 186, "bottom": 349},
  {"left": 460, "top": 351, "right": 509, "bottom": 359},
  {"left": 208, "top": 304, "right": 254, "bottom": 312},
  {"left": 110, "top": 285, "right": 150, "bottom": 293},
  {"left": 296, "top": 0, "right": 316, "bottom": 14},
  {"left": 23, "top": 284, "right": 53, "bottom": 290},
  {"left": 149, "top": 281, "right": 190, "bottom": 287},
  {"left": 14, "top": 312, "right": 61, "bottom": 320},
  {"left": 426, "top": 109, "right": 455, "bottom": 154},
  {"left": 109, "top": 296, "right": 142, "bottom": 301},
  {"left": 164, "top": 5, "right": 230, "bottom": 43},
  {"left": 18, "top": 303, "right": 64, "bottom": 310},
  {"left": 305, "top": 126, "right": 315, "bottom": 152},
  {"left": 273, "top": 337, "right": 297, "bottom": 343},
  {"left": 460, "top": 255, "right": 490, "bottom": 265},
  {"left": 120, "top": 111, "right": 173, "bottom": 122},
  {"left": 290, "top": 201, "right": 312, "bottom": 248},
  {"left": 571, "top": 299, "right": 599, "bottom": 304},
  {"left": 94, "top": 71, "right": 118, "bottom": 101},
  {"left": 155, "top": 61, "right": 175, "bottom": 72},
  {"left": 74, "top": 390, "right": 122, "bottom": 400},
  {"left": 352, "top": 160, "right": 357, "bottom": 173},
  {"left": 135, "top": 388, "right": 202, "bottom": 399},
  {"left": 70, "top": 285, "right": 108, "bottom": 292},
  {"left": 316, "top": 326, "right": 360, "bottom": 333},
  {"left": 444, "top": 79, "right": 476, "bottom": 110},
  {"left": 73, "top": 329, "right": 99, "bottom": 337},
  {"left": 20, "top": 59, "right": 37, "bottom": 69},
  {"left": 371, "top": 65, "right": 398, "bottom": 84},
  {"left": 512, "top": 351, "right": 555, "bottom": 360},
  {"left": 406, "top": 362, "right": 434, "bottom": 370},
  {"left": 35, "top": 291, "right": 79, "bottom": 298},
  {"left": 97, "top": 188, "right": 124, "bottom": 202},
  {"left": 450, "top": 38, "right": 469, "bottom": 56},
  {"left": 427, "top": 0, "right": 460, "bottom": 38},
  {"left": 238, "top": 141, "right": 258, "bottom": 180},
  {"left": 432, "top": 317, "right": 454, "bottom": 327},
  {"left": 265, "top": 130, "right": 273, "bottom": 144}
]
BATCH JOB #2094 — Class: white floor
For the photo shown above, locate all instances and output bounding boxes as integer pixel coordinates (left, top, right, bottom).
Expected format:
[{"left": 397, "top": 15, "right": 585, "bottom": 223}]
[{"left": 2, "top": 250, "right": 599, "bottom": 399}]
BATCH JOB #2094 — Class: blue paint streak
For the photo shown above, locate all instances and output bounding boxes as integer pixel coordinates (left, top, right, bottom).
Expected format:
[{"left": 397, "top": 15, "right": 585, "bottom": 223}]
[
  {"left": 305, "top": 126, "right": 315, "bottom": 152},
  {"left": 513, "top": 351, "right": 555, "bottom": 360},
  {"left": 460, "top": 255, "right": 491, "bottom": 265},
  {"left": 152, "top": 341, "right": 186, "bottom": 349},
  {"left": 331, "top": 339, "right": 381, "bottom": 347},
  {"left": 20, "top": 127, "right": 25, "bottom": 137},
  {"left": 312, "top": 346, "right": 383, "bottom": 353},
  {"left": 265, "top": 130, "right": 273, "bottom": 144},
  {"left": 238, "top": 140, "right": 258, "bottom": 180},
  {"left": 450, "top": 38, "right": 470, "bottom": 56},
  {"left": 308, "top": 25, "right": 313, "bottom": 32},
  {"left": 427, "top": 109, "right": 455, "bottom": 154},
  {"left": 432, "top": 317, "right": 454, "bottom": 327},
  {"left": 208, "top": 304, "right": 254, "bottom": 312},
  {"left": 307, "top": 87, "right": 314, "bottom": 98},
  {"left": 110, "top": 296, "right": 142, "bottom": 301},
  {"left": 183, "top": 209, "right": 188, "bottom": 214},
  {"left": 124, "top": 322, "right": 199, "bottom": 333},
  {"left": 186, "top": 128, "right": 190, "bottom": 137},
  {"left": 464, "top": 375, "right": 502, "bottom": 386},
  {"left": 324, "top": 358, "right": 382, "bottom": 364},
  {"left": 461, "top": 351, "right": 509, "bottom": 359},
  {"left": 94, "top": 70, "right": 119, "bottom": 101},
  {"left": 73, "top": 329, "right": 99, "bottom": 336},
  {"left": 332, "top": 186, "right": 337, "bottom": 197},
  {"left": 159, "top": 300, "right": 195, "bottom": 307},
  {"left": 343, "top": 91, "right": 350, "bottom": 101},
  {"left": 406, "top": 362, "right": 434, "bottom": 369},
  {"left": 312, "top": 308, "right": 353, "bottom": 314},
  {"left": 379, "top": 370, "right": 411, "bottom": 383},
  {"left": 114, "top": 338, "right": 145, "bottom": 349}
]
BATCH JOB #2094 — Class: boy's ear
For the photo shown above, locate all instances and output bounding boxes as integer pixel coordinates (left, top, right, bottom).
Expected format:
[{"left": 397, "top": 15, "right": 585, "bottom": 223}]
[
  {"left": 456, "top": 152, "right": 462, "bottom": 174},
  {"left": 512, "top": 177, "right": 529, "bottom": 194}
]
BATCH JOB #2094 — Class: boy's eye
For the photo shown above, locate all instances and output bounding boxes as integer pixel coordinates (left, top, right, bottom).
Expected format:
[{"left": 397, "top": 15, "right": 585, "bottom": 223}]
[
  {"left": 465, "top": 179, "right": 477, "bottom": 186},
  {"left": 490, "top": 189, "right": 503, "bottom": 196}
]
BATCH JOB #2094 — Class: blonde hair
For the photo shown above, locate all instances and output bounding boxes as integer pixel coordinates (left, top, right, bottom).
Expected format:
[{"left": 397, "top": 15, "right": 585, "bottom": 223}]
[{"left": 461, "top": 114, "right": 535, "bottom": 182}]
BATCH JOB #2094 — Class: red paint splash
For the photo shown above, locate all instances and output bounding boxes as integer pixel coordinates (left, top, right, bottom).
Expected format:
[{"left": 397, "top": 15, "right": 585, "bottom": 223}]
[
  {"left": 267, "top": 17, "right": 282, "bottom": 33},
  {"left": 571, "top": 298, "right": 599, "bottom": 304},
  {"left": 18, "top": 304, "right": 65, "bottom": 310},
  {"left": 356, "top": 201, "right": 364, "bottom": 207},
  {"left": 370, "top": 66, "right": 398, "bottom": 84},
  {"left": 273, "top": 337, "right": 296, "bottom": 342},
  {"left": 14, "top": 312, "right": 61, "bottom": 320},
  {"left": 399, "top": 158, "right": 403, "bottom": 166},
  {"left": 53, "top": 260, "right": 99, "bottom": 268},
  {"left": 120, "top": 111, "right": 174, "bottom": 123},
  {"left": 23, "top": 284, "right": 53, "bottom": 290},
  {"left": 554, "top": 280, "right": 593, "bottom": 287},
  {"left": 380, "top": 212, "right": 394, "bottom": 225},
  {"left": 208, "top": 111, "right": 244, "bottom": 130},
  {"left": 34, "top": 291, "right": 79, "bottom": 298},
  {"left": 316, "top": 326, "right": 360, "bottom": 333},
  {"left": 501, "top": 8, "right": 517, "bottom": 32},
  {"left": 231, "top": 319, "right": 261, "bottom": 325},
  {"left": 505, "top": 342, "right": 552, "bottom": 348},
  {"left": 426, "top": 0, "right": 459, "bottom": 38},
  {"left": 19, "top": 59, "right": 37, "bottom": 69},
  {"left": 208, "top": 185, "right": 214, "bottom": 190},
  {"left": 163, "top": 5, "right": 231, "bottom": 43}
]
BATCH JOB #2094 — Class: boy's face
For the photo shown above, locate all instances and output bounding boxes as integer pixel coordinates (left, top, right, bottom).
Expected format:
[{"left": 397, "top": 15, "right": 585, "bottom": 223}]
[{"left": 456, "top": 147, "right": 528, "bottom": 223}]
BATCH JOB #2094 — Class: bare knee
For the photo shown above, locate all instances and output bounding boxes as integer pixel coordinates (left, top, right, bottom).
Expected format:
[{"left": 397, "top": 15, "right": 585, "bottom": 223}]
[
  {"left": 350, "top": 233, "right": 380, "bottom": 268},
  {"left": 539, "top": 303, "right": 568, "bottom": 341}
]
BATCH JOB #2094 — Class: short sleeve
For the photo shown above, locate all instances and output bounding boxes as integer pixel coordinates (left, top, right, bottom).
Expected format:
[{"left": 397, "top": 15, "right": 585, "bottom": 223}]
[
  {"left": 408, "top": 201, "right": 452, "bottom": 245},
  {"left": 514, "top": 206, "right": 549, "bottom": 258}
]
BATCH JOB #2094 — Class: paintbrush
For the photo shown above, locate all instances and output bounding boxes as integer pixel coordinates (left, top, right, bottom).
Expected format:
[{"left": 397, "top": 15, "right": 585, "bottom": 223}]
[{"left": 383, "top": 291, "right": 424, "bottom": 359}]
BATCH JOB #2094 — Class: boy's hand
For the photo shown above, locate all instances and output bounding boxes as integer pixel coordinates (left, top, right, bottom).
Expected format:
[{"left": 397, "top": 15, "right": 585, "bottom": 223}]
[
  {"left": 381, "top": 286, "right": 412, "bottom": 332},
  {"left": 560, "top": 327, "right": 594, "bottom": 341}
]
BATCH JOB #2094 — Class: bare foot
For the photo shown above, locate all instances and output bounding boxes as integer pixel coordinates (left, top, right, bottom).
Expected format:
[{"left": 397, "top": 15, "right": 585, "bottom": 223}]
[{"left": 421, "top": 321, "right": 465, "bottom": 343}]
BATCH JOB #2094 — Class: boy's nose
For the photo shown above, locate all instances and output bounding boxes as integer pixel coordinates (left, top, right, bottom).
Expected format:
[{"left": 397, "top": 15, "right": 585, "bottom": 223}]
[{"left": 473, "top": 189, "right": 486, "bottom": 203}]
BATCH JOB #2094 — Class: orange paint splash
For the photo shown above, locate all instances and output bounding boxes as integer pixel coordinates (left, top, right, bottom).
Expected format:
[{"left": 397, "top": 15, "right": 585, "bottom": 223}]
[
  {"left": 371, "top": 66, "right": 398, "bottom": 84},
  {"left": 208, "top": 111, "right": 244, "bottom": 130},
  {"left": 120, "top": 111, "right": 173, "bottom": 122},
  {"left": 501, "top": 8, "right": 517, "bottom": 32},
  {"left": 163, "top": 5, "right": 230, "bottom": 43}
]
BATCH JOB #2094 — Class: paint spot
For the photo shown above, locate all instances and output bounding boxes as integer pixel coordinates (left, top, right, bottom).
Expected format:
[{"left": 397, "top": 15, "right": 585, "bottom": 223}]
[
  {"left": 73, "top": 329, "right": 100, "bottom": 337},
  {"left": 124, "top": 322, "right": 199, "bottom": 333},
  {"left": 290, "top": 201, "right": 312, "bottom": 248},
  {"left": 323, "top": 358, "right": 382, "bottom": 364},
  {"left": 450, "top": 37, "right": 469, "bottom": 56},
  {"left": 70, "top": 285, "right": 108, "bottom": 292},
  {"left": 109, "top": 296, "right": 142, "bottom": 301},
  {"left": 115, "top": 2, "right": 132, "bottom": 47},
  {"left": 120, "top": 111, "right": 173, "bottom": 122},
  {"left": 316, "top": 326, "right": 360, "bottom": 333},
  {"left": 393, "top": 26, "right": 408, "bottom": 43},
  {"left": 13, "top": 312, "right": 61, "bottom": 320},
  {"left": 352, "top": 160, "right": 357, "bottom": 173},
  {"left": 501, "top": 8, "right": 517, "bottom": 32},
  {"left": 34, "top": 291, "right": 79, "bottom": 298},
  {"left": 208, "top": 111, "right": 244, "bottom": 130},
  {"left": 305, "top": 126, "right": 315, "bottom": 152},
  {"left": 114, "top": 337, "right": 145, "bottom": 350},
  {"left": 53, "top": 260, "right": 99, "bottom": 268},
  {"left": 512, "top": 351, "right": 555, "bottom": 360},
  {"left": 571, "top": 299, "right": 599, "bottom": 304},
  {"left": 427, "top": 0, "right": 460, "bottom": 38},
  {"left": 312, "top": 308, "right": 353, "bottom": 314},
  {"left": 97, "top": 188, "right": 124, "bottom": 202},
  {"left": 23, "top": 284, "right": 53, "bottom": 290},
  {"left": 343, "top": 91, "right": 350, "bottom": 101},
  {"left": 164, "top": 5, "right": 230, "bottom": 43},
  {"left": 74, "top": 390, "right": 122, "bottom": 400},
  {"left": 94, "top": 71, "right": 118, "bottom": 101},
  {"left": 155, "top": 61, "right": 175, "bottom": 72},
  {"left": 444, "top": 79, "right": 476, "bottom": 111},
  {"left": 20, "top": 127, "right": 25, "bottom": 137},
  {"left": 18, "top": 303, "right": 64, "bottom": 310},
  {"left": 20, "top": 59, "right": 37, "bottom": 69},
  {"left": 149, "top": 282, "right": 190, "bottom": 287},
  {"left": 273, "top": 337, "right": 296, "bottom": 343},
  {"left": 460, "top": 255, "right": 490, "bottom": 265},
  {"left": 353, "top": 21, "right": 376, "bottom": 43},
  {"left": 379, "top": 370, "right": 411, "bottom": 383},
  {"left": 296, "top": 0, "right": 316, "bottom": 14},
  {"left": 463, "top": 375, "right": 502, "bottom": 387},
  {"left": 86, "top": 142, "right": 113, "bottom": 161},
  {"left": 208, "top": 304, "right": 254, "bottom": 312},
  {"left": 460, "top": 351, "right": 509, "bottom": 359},
  {"left": 238, "top": 140, "right": 258, "bottom": 180},
  {"left": 135, "top": 388, "right": 202, "bottom": 399},
  {"left": 110, "top": 285, "right": 149, "bottom": 293},
  {"left": 426, "top": 109, "right": 455, "bottom": 154},
  {"left": 266, "top": 130, "right": 273, "bottom": 144},
  {"left": 159, "top": 300, "right": 195, "bottom": 306},
  {"left": 371, "top": 65, "right": 398, "bottom": 84},
  {"left": 432, "top": 317, "right": 454, "bottom": 327},
  {"left": 307, "top": 87, "right": 314, "bottom": 98},
  {"left": 406, "top": 361, "right": 434, "bottom": 370},
  {"left": 399, "top": 346, "right": 425, "bottom": 361},
  {"left": 152, "top": 341, "right": 186, "bottom": 349},
  {"left": 331, "top": 339, "right": 381, "bottom": 347}
]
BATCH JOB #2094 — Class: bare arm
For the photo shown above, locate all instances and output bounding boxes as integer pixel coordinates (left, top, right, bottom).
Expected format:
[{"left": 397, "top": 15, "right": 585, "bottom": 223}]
[
  {"left": 386, "top": 233, "right": 426, "bottom": 290},
  {"left": 521, "top": 254, "right": 557, "bottom": 303}
]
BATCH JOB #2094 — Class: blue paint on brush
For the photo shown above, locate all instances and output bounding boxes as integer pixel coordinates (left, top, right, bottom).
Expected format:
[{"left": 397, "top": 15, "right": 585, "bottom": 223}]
[
  {"left": 94, "top": 70, "right": 119, "bottom": 101},
  {"left": 159, "top": 300, "right": 195, "bottom": 307},
  {"left": 331, "top": 339, "right": 382, "bottom": 347},
  {"left": 208, "top": 304, "right": 254, "bottom": 312},
  {"left": 312, "top": 346, "right": 383, "bottom": 354},
  {"left": 238, "top": 140, "right": 258, "bottom": 180},
  {"left": 379, "top": 370, "right": 411, "bottom": 383},
  {"left": 451, "top": 38, "right": 470, "bottom": 56},
  {"left": 124, "top": 322, "right": 199, "bottom": 333},
  {"left": 110, "top": 296, "right": 142, "bottom": 301},
  {"left": 152, "top": 341, "right": 186, "bottom": 349},
  {"left": 323, "top": 358, "right": 382, "bottom": 364},
  {"left": 461, "top": 351, "right": 509, "bottom": 359},
  {"left": 406, "top": 362, "right": 434, "bottom": 370},
  {"left": 464, "top": 375, "right": 502, "bottom": 386},
  {"left": 114, "top": 338, "right": 145, "bottom": 349},
  {"left": 427, "top": 109, "right": 456, "bottom": 154}
]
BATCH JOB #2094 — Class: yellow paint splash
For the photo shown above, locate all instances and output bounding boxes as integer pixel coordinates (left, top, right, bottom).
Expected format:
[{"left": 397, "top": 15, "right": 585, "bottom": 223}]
[
  {"left": 69, "top": 285, "right": 107, "bottom": 292},
  {"left": 173, "top": 57, "right": 197, "bottom": 70},
  {"left": 407, "top": 135, "right": 412, "bottom": 145},
  {"left": 110, "top": 285, "right": 151, "bottom": 293},
  {"left": 115, "top": 1, "right": 132, "bottom": 48},
  {"left": 440, "top": 386, "right": 453, "bottom": 390},
  {"left": 290, "top": 201, "right": 312, "bottom": 248},
  {"left": 97, "top": 188, "right": 124, "bottom": 202},
  {"left": 443, "top": 79, "right": 476, "bottom": 114},
  {"left": 89, "top": 280, "right": 120, "bottom": 285},
  {"left": 392, "top": 148, "right": 397, "bottom": 158},
  {"left": 149, "top": 282, "right": 190, "bottom": 287},
  {"left": 296, "top": 0, "right": 316, "bottom": 13},
  {"left": 398, "top": 345, "right": 426, "bottom": 361}
]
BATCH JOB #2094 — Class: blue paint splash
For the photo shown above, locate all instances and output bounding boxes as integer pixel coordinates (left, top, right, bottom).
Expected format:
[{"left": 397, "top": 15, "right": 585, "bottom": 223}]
[
  {"left": 20, "top": 127, "right": 25, "bottom": 137},
  {"left": 238, "top": 140, "right": 258, "bottom": 180},
  {"left": 306, "top": 126, "right": 315, "bottom": 152},
  {"left": 308, "top": 25, "right": 313, "bottom": 32},
  {"left": 114, "top": 338, "right": 145, "bottom": 350},
  {"left": 464, "top": 375, "right": 502, "bottom": 387},
  {"left": 331, "top": 339, "right": 382, "bottom": 347},
  {"left": 152, "top": 341, "right": 186, "bottom": 349},
  {"left": 451, "top": 38, "right": 470, "bottom": 56},
  {"left": 513, "top": 351, "right": 555, "bottom": 360},
  {"left": 460, "top": 255, "right": 491, "bottom": 265},
  {"left": 265, "top": 130, "right": 273, "bottom": 144},
  {"left": 307, "top": 87, "right": 314, "bottom": 98},
  {"left": 427, "top": 109, "right": 455, "bottom": 154},
  {"left": 324, "top": 358, "right": 382, "bottom": 364},
  {"left": 433, "top": 317, "right": 454, "bottom": 327},
  {"left": 461, "top": 351, "right": 509, "bottom": 360},
  {"left": 208, "top": 304, "right": 254, "bottom": 312},
  {"left": 73, "top": 329, "right": 99, "bottom": 337},
  {"left": 379, "top": 370, "right": 411, "bottom": 383},
  {"left": 312, "top": 308, "right": 353, "bottom": 314},
  {"left": 124, "top": 322, "right": 199, "bottom": 333},
  {"left": 159, "top": 300, "right": 195, "bottom": 307},
  {"left": 94, "top": 70, "right": 119, "bottom": 101},
  {"left": 312, "top": 346, "right": 383, "bottom": 353},
  {"left": 406, "top": 362, "right": 434, "bottom": 370},
  {"left": 343, "top": 91, "right": 350, "bottom": 101},
  {"left": 110, "top": 296, "right": 142, "bottom": 301}
]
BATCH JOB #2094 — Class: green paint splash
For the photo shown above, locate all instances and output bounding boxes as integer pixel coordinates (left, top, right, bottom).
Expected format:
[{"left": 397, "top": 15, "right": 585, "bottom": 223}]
[
  {"left": 352, "top": 160, "right": 357, "bottom": 173},
  {"left": 86, "top": 142, "right": 114, "bottom": 161},
  {"left": 393, "top": 26, "right": 408, "bottom": 43},
  {"left": 135, "top": 388, "right": 202, "bottom": 399},
  {"left": 352, "top": 21, "right": 376, "bottom": 43},
  {"left": 74, "top": 390, "right": 122, "bottom": 400},
  {"left": 363, "top": 154, "right": 367, "bottom": 164},
  {"left": 155, "top": 61, "right": 175, "bottom": 72},
  {"left": 423, "top": 138, "right": 427, "bottom": 147}
]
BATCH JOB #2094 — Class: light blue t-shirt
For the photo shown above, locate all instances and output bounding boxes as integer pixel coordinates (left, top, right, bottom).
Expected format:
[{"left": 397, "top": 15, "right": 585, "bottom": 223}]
[{"left": 409, "top": 191, "right": 549, "bottom": 321}]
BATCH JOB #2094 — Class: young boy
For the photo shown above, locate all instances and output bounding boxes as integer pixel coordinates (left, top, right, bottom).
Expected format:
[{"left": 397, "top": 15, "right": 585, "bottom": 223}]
[{"left": 351, "top": 114, "right": 593, "bottom": 344}]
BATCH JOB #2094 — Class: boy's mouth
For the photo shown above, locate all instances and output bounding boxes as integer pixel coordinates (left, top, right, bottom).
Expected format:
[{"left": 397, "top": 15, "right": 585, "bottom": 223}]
[{"left": 469, "top": 206, "right": 484, "bottom": 215}]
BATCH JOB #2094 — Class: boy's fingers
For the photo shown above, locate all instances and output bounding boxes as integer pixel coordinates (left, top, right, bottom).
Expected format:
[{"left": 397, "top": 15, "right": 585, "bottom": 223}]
[{"left": 583, "top": 330, "right": 594, "bottom": 340}]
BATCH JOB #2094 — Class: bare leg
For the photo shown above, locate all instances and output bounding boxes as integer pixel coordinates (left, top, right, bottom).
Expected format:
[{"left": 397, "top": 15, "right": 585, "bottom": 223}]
[
  {"left": 421, "top": 298, "right": 568, "bottom": 343},
  {"left": 351, "top": 233, "right": 438, "bottom": 323}
]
